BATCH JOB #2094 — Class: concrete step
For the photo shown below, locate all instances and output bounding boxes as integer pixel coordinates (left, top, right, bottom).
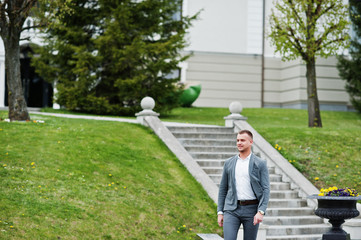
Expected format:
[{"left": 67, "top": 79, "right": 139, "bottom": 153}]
[
  {"left": 266, "top": 234, "right": 323, "bottom": 240},
  {"left": 270, "top": 182, "right": 291, "bottom": 191},
  {"left": 263, "top": 216, "right": 324, "bottom": 225},
  {"left": 268, "top": 167, "right": 275, "bottom": 174},
  {"left": 197, "top": 233, "right": 223, "bottom": 240},
  {"left": 167, "top": 126, "right": 234, "bottom": 133},
  {"left": 268, "top": 199, "right": 308, "bottom": 208},
  {"left": 178, "top": 139, "right": 235, "bottom": 146},
  {"left": 269, "top": 174, "right": 282, "bottom": 182},
  {"left": 197, "top": 159, "right": 225, "bottom": 167},
  {"left": 267, "top": 224, "right": 328, "bottom": 236},
  {"left": 184, "top": 145, "right": 238, "bottom": 153},
  {"left": 209, "top": 174, "right": 222, "bottom": 184},
  {"left": 173, "top": 132, "right": 236, "bottom": 139},
  {"left": 266, "top": 207, "right": 315, "bottom": 216},
  {"left": 190, "top": 152, "right": 236, "bottom": 159},
  {"left": 202, "top": 167, "right": 223, "bottom": 175},
  {"left": 211, "top": 178, "right": 290, "bottom": 187},
  {"left": 204, "top": 172, "right": 282, "bottom": 182},
  {"left": 270, "top": 190, "right": 299, "bottom": 199},
  {"left": 197, "top": 160, "right": 277, "bottom": 174}
]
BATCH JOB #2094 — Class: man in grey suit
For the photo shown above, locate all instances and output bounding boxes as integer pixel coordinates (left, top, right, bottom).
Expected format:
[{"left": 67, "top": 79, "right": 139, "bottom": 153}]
[{"left": 217, "top": 130, "right": 270, "bottom": 240}]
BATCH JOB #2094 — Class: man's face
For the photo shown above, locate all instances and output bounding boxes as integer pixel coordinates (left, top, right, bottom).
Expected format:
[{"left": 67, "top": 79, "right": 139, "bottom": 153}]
[{"left": 236, "top": 133, "right": 253, "bottom": 153}]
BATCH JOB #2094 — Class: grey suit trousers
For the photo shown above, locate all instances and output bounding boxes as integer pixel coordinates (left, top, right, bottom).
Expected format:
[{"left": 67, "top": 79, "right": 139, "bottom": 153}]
[{"left": 223, "top": 204, "right": 259, "bottom": 240}]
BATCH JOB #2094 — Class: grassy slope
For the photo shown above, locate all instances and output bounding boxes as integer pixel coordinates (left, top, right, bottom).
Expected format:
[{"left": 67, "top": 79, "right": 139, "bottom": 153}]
[{"left": 0, "top": 112, "right": 221, "bottom": 239}]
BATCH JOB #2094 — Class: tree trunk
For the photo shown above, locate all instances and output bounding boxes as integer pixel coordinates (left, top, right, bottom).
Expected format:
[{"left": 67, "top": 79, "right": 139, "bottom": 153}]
[
  {"left": 3, "top": 28, "right": 30, "bottom": 121},
  {"left": 306, "top": 57, "right": 322, "bottom": 127}
]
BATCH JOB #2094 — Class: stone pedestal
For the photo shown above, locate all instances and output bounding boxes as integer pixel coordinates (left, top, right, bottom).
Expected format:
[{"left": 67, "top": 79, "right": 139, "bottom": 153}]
[
  {"left": 308, "top": 195, "right": 361, "bottom": 240},
  {"left": 135, "top": 96, "right": 159, "bottom": 126},
  {"left": 224, "top": 101, "right": 247, "bottom": 128}
]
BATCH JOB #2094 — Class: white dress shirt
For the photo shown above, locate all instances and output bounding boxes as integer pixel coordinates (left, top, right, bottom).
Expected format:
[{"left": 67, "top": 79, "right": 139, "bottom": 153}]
[{"left": 235, "top": 153, "right": 256, "bottom": 200}]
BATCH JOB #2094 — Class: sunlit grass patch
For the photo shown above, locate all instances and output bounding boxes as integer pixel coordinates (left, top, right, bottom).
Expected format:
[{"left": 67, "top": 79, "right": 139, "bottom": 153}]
[{"left": 0, "top": 113, "right": 220, "bottom": 239}]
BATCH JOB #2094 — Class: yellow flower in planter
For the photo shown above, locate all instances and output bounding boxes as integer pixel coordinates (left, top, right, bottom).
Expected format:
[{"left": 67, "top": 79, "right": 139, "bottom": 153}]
[{"left": 318, "top": 186, "right": 359, "bottom": 197}]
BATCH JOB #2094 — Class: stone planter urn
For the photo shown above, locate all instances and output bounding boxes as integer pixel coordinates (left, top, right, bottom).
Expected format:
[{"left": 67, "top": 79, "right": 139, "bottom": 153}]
[{"left": 308, "top": 194, "right": 361, "bottom": 240}]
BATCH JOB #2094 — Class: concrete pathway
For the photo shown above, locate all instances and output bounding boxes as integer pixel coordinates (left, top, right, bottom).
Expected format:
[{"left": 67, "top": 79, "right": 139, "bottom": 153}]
[
  {"left": 28, "top": 111, "right": 221, "bottom": 128},
  {"left": 29, "top": 111, "right": 139, "bottom": 123}
]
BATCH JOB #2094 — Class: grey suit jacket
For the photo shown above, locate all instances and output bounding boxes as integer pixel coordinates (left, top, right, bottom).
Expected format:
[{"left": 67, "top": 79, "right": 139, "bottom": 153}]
[{"left": 217, "top": 153, "right": 270, "bottom": 214}]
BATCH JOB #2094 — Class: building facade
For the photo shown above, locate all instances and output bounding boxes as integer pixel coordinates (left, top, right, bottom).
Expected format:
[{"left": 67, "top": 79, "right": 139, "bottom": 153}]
[
  {"left": 182, "top": 0, "right": 352, "bottom": 111},
  {"left": 0, "top": 0, "right": 353, "bottom": 111}
]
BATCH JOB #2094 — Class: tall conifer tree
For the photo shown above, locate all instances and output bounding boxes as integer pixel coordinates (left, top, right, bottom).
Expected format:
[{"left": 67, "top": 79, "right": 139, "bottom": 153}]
[{"left": 34, "top": 0, "right": 195, "bottom": 115}]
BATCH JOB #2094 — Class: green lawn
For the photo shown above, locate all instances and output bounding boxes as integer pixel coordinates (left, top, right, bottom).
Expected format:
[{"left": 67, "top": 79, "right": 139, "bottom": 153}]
[
  {"left": 1, "top": 107, "right": 360, "bottom": 239},
  {"left": 0, "top": 112, "right": 221, "bottom": 239}
]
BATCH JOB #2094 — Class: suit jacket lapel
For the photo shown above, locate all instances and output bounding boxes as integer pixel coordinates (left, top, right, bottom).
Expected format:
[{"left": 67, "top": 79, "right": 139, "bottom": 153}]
[
  {"left": 230, "top": 155, "right": 238, "bottom": 189},
  {"left": 249, "top": 153, "right": 255, "bottom": 177}
]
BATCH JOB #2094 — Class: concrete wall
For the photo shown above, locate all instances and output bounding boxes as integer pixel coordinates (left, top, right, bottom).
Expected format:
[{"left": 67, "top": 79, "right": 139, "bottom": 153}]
[
  {"left": 185, "top": 52, "right": 262, "bottom": 108},
  {"left": 264, "top": 56, "right": 352, "bottom": 111},
  {"left": 184, "top": 0, "right": 277, "bottom": 57},
  {"left": 184, "top": 0, "right": 264, "bottom": 55},
  {"left": 186, "top": 51, "right": 352, "bottom": 111}
]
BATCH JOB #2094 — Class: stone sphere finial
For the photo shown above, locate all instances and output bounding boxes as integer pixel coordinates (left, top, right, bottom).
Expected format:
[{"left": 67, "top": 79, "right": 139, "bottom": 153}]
[
  {"left": 141, "top": 96, "right": 155, "bottom": 110},
  {"left": 229, "top": 101, "right": 243, "bottom": 114},
  {"left": 136, "top": 96, "right": 159, "bottom": 126},
  {"left": 224, "top": 101, "right": 247, "bottom": 127}
]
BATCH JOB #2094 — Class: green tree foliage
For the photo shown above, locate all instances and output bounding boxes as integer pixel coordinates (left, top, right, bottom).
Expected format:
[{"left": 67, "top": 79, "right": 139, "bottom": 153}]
[
  {"left": 33, "top": 0, "right": 195, "bottom": 116},
  {"left": 337, "top": 0, "right": 361, "bottom": 113},
  {"left": 268, "top": 0, "right": 350, "bottom": 127}
]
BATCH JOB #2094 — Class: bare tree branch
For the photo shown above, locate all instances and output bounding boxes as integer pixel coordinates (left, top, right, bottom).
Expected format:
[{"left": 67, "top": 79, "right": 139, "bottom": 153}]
[
  {"left": 14, "top": 0, "right": 37, "bottom": 15},
  {"left": 316, "top": 2, "right": 335, "bottom": 20},
  {"left": 316, "top": 37, "right": 346, "bottom": 52},
  {"left": 20, "top": 36, "right": 30, "bottom": 41},
  {"left": 315, "top": 24, "right": 338, "bottom": 47},
  {"left": 21, "top": 23, "right": 45, "bottom": 32},
  {"left": 0, "top": 0, "right": 9, "bottom": 36},
  {"left": 287, "top": 0, "right": 305, "bottom": 27}
]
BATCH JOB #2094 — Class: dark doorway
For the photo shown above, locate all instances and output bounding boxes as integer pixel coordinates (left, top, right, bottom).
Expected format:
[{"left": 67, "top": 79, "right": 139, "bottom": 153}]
[{"left": 5, "top": 44, "right": 53, "bottom": 108}]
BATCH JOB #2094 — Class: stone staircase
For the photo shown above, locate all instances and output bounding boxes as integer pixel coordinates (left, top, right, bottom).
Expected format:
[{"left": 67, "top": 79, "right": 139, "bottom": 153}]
[{"left": 167, "top": 125, "right": 329, "bottom": 240}]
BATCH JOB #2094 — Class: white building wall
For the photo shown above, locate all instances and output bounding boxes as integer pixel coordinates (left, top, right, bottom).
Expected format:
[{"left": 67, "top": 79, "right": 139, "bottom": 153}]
[
  {"left": 0, "top": 40, "right": 5, "bottom": 107},
  {"left": 186, "top": 52, "right": 351, "bottom": 111},
  {"left": 246, "top": 0, "right": 263, "bottom": 54},
  {"left": 0, "top": 56, "right": 5, "bottom": 108},
  {"left": 184, "top": 0, "right": 249, "bottom": 54},
  {"left": 185, "top": 0, "right": 274, "bottom": 55},
  {"left": 263, "top": 57, "right": 351, "bottom": 111},
  {"left": 186, "top": 52, "right": 262, "bottom": 108}
]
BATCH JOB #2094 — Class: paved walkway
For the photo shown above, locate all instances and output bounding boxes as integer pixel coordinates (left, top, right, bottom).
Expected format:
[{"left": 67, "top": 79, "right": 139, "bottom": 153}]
[
  {"left": 28, "top": 111, "right": 221, "bottom": 128},
  {"left": 30, "top": 111, "right": 139, "bottom": 123}
]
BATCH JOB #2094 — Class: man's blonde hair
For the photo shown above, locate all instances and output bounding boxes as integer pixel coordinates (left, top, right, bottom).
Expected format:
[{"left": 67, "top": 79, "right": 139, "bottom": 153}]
[{"left": 238, "top": 130, "right": 253, "bottom": 140}]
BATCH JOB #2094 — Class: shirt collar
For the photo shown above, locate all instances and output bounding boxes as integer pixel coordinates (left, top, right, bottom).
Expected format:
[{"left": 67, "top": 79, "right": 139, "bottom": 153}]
[{"left": 238, "top": 152, "right": 252, "bottom": 161}]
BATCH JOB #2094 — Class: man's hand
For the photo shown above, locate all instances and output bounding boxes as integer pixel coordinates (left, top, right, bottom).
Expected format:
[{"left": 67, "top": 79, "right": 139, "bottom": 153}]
[
  {"left": 217, "top": 214, "right": 224, "bottom": 227},
  {"left": 253, "top": 212, "right": 263, "bottom": 225}
]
